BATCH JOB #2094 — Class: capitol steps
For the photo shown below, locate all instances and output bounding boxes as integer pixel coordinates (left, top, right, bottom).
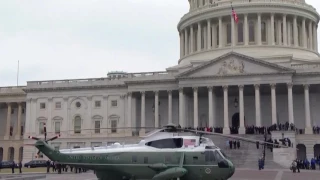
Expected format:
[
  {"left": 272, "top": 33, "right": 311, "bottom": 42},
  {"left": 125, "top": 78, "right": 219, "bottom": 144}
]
[{"left": 207, "top": 134, "right": 286, "bottom": 169}]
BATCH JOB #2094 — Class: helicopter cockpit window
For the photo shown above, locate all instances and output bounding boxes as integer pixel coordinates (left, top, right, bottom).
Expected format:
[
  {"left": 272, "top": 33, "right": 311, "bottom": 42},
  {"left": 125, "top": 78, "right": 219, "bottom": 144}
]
[
  {"left": 214, "top": 151, "right": 223, "bottom": 162},
  {"left": 204, "top": 150, "right": 216, "bottom": 162},
  {"left": 146, "top": 138, "right": 183, "bottom": 149}
]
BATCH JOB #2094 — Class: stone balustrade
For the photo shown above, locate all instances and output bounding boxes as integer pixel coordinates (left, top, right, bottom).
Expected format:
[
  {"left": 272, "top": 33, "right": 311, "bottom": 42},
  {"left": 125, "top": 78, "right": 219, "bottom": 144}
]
[
  {"left": 26, "top": 71, "right": 172, "bottom": 89},
  {"left": 187, "top": 0, "right": 316, "bottom": 16}
]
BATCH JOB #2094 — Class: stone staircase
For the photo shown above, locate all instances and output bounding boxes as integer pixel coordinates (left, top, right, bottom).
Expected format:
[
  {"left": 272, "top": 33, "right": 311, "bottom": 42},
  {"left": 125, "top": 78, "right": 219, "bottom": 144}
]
[{"left": 206, "top": 134, "right": 286, "bottom": 169}]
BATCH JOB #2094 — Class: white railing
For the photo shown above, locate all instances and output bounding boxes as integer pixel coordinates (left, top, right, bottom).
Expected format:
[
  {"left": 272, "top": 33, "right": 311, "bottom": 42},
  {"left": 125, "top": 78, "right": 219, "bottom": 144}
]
[{"left": 27, "top": 71, "right": 172, "bottom": 88}]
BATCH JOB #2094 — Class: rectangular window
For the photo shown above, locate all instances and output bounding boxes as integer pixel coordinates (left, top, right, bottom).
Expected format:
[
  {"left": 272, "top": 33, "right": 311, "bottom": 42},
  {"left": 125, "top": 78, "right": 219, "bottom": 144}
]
[
  {"left": 55, "top": 102, "right": 61, "bottom": 109},
  {"left": 95, "top": 121, "right": 100, "bottom": 134},
  {"left": 11, "top": 109, "right": 14, "bottom": 114},
  {"left": 111, "top": 120, "right": 117, "bottom": 133},
  {"left": 144, "top": 157, "right": 148, "bottom": 164},
  {"left": 40, "top": 103, "right": 46, "bottom": 109},
  {"left": 73, "top": 146, "right": 80, "bottom": 149},
  {"left": 111, "top": 100, "right": 117, "bottom": 107},
  {"left": 55, "top": 122, "right": 61, "bottom": 134},
  {"left": 22, "top": 108, "right": 25, "bottom": 114},
  {"left": 39, "top": 122, "right": 45, "bottom": 134},
  {"left": 132, "top": 156, "right": 137, "bottom": 163},
  {"left": 54, "top": 146, "right": 60, "bottom": 151},
  {"left": 95, "top": 101, "right": 101, "bottom": 108},
  {"left": 74, "top": 118, "right": 81, "bottom": 134}
]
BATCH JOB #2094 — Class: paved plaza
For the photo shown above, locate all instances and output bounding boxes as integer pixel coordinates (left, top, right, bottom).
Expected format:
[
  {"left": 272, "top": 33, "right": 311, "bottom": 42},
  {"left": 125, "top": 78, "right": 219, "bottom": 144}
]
[{"left": 1, "top": 168, "right": 318, "bottom": 180}]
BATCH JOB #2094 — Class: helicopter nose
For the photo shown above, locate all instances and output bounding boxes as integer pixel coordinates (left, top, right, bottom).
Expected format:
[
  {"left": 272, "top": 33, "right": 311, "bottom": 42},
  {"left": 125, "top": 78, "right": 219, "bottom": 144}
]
[{"left": 228, "top": 161, "right": 235, "bottom": 178}]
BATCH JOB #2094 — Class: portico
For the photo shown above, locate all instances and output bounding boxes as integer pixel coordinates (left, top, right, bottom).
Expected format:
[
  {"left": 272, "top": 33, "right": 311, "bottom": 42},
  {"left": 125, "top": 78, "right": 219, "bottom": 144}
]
[{"left": 129, "top": 52, "right": 317, "bottom": 135}]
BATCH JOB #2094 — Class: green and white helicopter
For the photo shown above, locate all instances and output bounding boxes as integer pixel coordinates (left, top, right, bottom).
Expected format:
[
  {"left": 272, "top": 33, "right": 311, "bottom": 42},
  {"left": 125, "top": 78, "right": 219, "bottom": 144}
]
[{"left": 27, "top": 124, "right": 287, "bottom": 180}]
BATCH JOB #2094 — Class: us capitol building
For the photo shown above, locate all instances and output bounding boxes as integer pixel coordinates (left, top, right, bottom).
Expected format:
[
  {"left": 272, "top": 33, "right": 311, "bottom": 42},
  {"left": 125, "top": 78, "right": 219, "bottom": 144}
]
[{"left": 0, "top": 0, "right": 320, "bottom": 163}]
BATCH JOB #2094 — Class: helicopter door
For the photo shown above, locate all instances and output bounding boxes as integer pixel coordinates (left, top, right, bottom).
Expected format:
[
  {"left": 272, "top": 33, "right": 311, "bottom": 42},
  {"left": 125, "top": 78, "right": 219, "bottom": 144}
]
[{"left": 204, "top": 150, "right": 216, "bottom": 164}]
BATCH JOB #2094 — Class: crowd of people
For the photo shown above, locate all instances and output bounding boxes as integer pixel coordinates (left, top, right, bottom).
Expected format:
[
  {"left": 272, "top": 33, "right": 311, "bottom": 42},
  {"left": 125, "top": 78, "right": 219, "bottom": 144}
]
[
  {"left": 291, "top": 156, "right": 320, "bottom": 173},
  {"left": 46, "top": 160, "right": 88, "bottom": 174}
]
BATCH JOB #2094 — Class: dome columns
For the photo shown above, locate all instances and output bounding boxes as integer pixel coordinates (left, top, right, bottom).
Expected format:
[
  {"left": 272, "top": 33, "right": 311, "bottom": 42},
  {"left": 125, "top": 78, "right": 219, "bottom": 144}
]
[{"left": 179, "top": 12, "right": 319, "bottom": 60}]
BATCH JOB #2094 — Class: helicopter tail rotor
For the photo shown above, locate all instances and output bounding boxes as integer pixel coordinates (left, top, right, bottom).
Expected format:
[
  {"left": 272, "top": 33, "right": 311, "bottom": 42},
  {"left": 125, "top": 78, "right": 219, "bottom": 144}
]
[{"left": 27, "top": 123, "right": 61, "bottom": 157}]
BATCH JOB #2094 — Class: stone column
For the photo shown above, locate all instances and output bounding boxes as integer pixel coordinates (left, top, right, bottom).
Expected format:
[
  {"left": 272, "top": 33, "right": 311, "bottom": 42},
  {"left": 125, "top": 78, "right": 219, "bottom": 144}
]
[
  {"left": 257, "top": 13, "right": 262, "bottom": 45},
  {"left": 223, "top": 86, "right": 230, "bottom": 134},
  {"left": 5, "top": 103, "right": 12, "bottom": 140},
  {"left": 168, "top": 90, "right": 172, "bottom": 124},
  {"left": 287, "top": 21, "right": 291, "bottom": 45},
  {"left": 254, "top": 85, "right": 262, "bottom": 127},
  {"left": 179, "top": 88, "right": 184, "bottom": 127},
  {"left": 283, "top": 14, "right": 287, "bottom": 46},
  {"left": 193, "top": 87, "right": 199, "bottom": 128},
  {"left": 244, "top": 14, "right": 249, "bottom": 46},
  {"left": 180, "top": 32, "right": 184, "bottom": 58},
  {"left": 304, "top": 84, "right": 312, "bottom": 134},
  {"left": 239, "top": 85, "right": 245, "bottom": 134},
  {"left": 313, "top": 23, "right": 317, "bottom": 51},
  {"left": 15, "top": 102, "right": 22, "bottom": 140},
  {"left": 302, "top": 18, "right": 306, "bottom": 48},
  {"left": 218, "top": 17, "right": 222, "bottom": 48},
  {"left": 184, "top": 28, "right": 188, "bottom": 55},
  {"left": 287, "top": 83, "right": 294, "bottom": 125},
  {"left": 308, "top": 21, "right": 313, "bottom": 49},
  {"left": 207, "top": 20, "right": 211, "bottom": 50},
  {"left": 231, "top": 15, "right": 235, "bottom": 47},
  {"left": 190, "top": 25, "right": 194, "bottom": 53},
  {"left": 277, "top": 20, "right": 282, "bottom": 45},
  {"left": 208, "top": 86, "right": 214, "bottom": 127},
  {"left": 127, "top": 92, "right": 132, "bottom": 136},
  {"left": 197, "top": 22, "right": 202, "bottom": 51},
  {"left": 140, "top": 91, "right": 146, "bottom": 135},
  {"left": 293, "top": 16, "right": 298, "bottom": 47},
  {"left": 270, "top": 13, "right": 275, "bottom": 45},
  {"left": 154, "top": 91, "right": 159, "bottom": 128},
  {"left": 271, "top": 84, "right": 277, "bottom": 125}
]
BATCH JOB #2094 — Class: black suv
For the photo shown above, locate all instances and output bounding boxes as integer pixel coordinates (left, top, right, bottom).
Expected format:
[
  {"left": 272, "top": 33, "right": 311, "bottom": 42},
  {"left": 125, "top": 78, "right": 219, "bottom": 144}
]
[
  {"left": 24, "top": 160, "right": 47, "bottom": 168},
  {"left": 0, "top": 161, "right": 18, "bottom": 168}
]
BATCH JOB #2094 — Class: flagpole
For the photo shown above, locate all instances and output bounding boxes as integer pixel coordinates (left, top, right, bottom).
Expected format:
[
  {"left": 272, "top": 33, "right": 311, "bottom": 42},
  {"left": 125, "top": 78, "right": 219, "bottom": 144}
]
[
  {"left": 17, "top": 60, "right": 19, "bottom": 86},
  {"left": 231, "top": 2, "right": 234, "bottom": 53}
]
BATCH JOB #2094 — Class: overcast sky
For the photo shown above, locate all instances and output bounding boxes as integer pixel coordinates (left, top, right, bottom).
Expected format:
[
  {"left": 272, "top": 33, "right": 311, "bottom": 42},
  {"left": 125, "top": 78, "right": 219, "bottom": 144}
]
[{"left": 0, "top": 0, "right": 319, "bottom": 86}]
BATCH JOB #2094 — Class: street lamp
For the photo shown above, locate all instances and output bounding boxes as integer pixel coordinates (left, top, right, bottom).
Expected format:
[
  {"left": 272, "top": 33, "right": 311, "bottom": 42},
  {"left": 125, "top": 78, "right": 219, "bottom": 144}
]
[{"left": 234, "top": 98, "right": 238, "bottom": 108}]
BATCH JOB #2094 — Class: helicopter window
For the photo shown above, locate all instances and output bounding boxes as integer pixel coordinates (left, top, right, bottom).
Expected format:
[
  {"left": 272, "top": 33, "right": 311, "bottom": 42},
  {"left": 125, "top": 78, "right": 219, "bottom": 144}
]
[
  {"left": 132, "top": 156, "right": 137, "bottom": 163},
  {"left": 146, "top": 138, "right": 183, "bottom": 149},
  {"left": 204, "top": 150, "right": 216, "bottom": 162},
  {"left": 214, "top": 151, "right": 223, "bottom": 162},
  {"left": 144, "top": 157, "right": 148, "bottom": 164},
  {"left": 219, "top": 150, "right": 228, "bottom": 159}
]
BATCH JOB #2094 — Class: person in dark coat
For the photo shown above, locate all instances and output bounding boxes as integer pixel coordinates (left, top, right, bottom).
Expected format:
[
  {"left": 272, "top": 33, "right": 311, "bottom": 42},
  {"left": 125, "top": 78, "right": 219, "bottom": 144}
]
[
  {"left": 237, "top": 140, "right": 240, "bottom": 149},
  {"left": 256, "top": 141, "right": 259, "bottom": 149},
  {"left": 46, "top": 160, "right": 50, "bottom": 173},
  {"left": 11, "top": 161, "right": 15, "bottom": 174},
  {"left": 18, "top": 161, "right": 22, "bottom": 173},
  {"left": 229, "top": 140, "right": 232, "bottom": 149},
  {"left": 233, "top": 141, "right": 236, "bottom": 149}
]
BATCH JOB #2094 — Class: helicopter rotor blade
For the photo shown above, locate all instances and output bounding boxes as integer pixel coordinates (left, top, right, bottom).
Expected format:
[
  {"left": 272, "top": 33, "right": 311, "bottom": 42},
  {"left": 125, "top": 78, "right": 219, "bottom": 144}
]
[
  {"left": 28, "top": 136, "right": 40, "bottom": 140},
  {"left": 44, "top": 123, "right": 47, "bottom": 141},
  {"left": 180, "top": 129, "right": 290, "bottom": 148},
  {"left": 46, "top": 134, "right": 60, "bottom": 142}
]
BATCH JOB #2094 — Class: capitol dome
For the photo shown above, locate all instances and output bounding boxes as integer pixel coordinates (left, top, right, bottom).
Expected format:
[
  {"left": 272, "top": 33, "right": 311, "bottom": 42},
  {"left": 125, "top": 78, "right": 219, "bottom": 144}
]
[{"left": 176, "top": 0, "right": 320, "bottom": 66}]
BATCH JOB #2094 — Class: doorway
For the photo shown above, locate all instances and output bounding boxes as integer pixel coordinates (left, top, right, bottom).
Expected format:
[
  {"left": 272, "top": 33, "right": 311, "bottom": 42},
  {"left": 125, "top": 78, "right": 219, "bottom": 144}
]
[{"left": 232, "top": 113, "right": 240, "bottom": 128}]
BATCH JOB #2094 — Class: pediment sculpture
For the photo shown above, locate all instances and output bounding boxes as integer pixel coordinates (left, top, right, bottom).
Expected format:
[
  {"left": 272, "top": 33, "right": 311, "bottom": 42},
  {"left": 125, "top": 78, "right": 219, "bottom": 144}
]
[{"left": 217, "top": 58, "right": 246, "bottom": 75}]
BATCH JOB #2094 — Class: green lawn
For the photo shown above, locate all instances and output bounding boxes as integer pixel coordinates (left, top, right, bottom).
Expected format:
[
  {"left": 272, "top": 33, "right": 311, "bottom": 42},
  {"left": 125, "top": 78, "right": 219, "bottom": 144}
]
[{"left": 0, "top": 167, "right": 47, "bottom": 174}]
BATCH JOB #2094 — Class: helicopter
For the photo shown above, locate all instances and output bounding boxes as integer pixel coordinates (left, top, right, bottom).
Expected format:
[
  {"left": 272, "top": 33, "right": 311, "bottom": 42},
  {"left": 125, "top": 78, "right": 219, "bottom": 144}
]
[{"left": 26, "top": 123, "right": 289, "bottom": 180}]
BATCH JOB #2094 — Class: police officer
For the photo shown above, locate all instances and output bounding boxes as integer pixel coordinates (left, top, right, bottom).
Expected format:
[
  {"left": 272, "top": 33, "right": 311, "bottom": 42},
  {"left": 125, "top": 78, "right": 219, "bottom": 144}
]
[
  {"left": 46, "top": 160, "right": 50, "bottom": 173},
  {"left": 11, "top": 161, "right": 15, "bottom": 174}
]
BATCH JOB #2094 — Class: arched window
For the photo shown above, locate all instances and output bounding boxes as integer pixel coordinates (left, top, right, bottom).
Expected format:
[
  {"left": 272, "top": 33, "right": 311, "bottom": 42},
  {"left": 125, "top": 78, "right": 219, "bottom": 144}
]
[
  {"left": 227, "top": 23, "right": 231, "bottom": 44},
  {"left": 237, "top": 23, "right": 243, "bottom": 43},
  {"left": 249, "top": 22, "right": 255, "bottom": 42},
  {"left": 261, "top": 22, "right": 266, "bottom": 42},
  {"left": 74, "top": 116, "right": 81, "bottom": 134}
]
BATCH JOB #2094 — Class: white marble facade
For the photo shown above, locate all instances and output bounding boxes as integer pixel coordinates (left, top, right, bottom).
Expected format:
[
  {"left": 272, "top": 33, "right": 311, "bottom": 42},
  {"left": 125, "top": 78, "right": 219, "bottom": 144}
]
[{"left": 21, "top": 0, "right": 320, "bottom": 162}]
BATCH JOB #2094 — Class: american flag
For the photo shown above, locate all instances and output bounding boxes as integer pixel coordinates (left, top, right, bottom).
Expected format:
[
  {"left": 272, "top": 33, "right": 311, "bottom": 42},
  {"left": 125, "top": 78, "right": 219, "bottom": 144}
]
[
  {"left": 184, "top": 139, "right": 196, "bottom": 146},
  {"left": 232, "top": 6, "right": 238, "bottom": 23}
]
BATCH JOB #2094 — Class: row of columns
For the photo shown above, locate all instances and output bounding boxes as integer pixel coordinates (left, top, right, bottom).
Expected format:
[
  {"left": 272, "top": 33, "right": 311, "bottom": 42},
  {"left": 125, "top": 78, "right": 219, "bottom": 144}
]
[
  {"left": 180, "top": 13, "right": 318, "bottom": 57},
  {"left": 4, "top": 102, "right": 24, "bottom": 140},
  {"left": 131, "top": 83, "right": 313, "bottom": 135}
]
